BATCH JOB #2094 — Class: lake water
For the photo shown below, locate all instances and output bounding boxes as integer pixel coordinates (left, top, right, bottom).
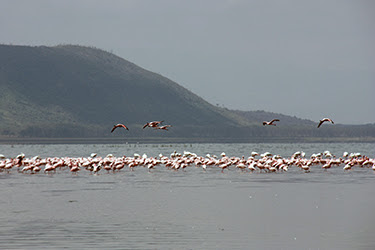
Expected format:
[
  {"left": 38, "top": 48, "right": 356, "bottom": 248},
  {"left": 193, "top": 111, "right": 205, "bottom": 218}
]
[{"left": 1, "top": 143, "right": 374, "bottom": 250}]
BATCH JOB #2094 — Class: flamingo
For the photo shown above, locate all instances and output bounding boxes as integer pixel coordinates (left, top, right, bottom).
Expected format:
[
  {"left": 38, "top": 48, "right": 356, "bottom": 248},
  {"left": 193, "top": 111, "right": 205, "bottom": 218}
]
[
  {"left": 301, "top": 164, "right": 310, "bottom": 172},
  {"left": 70, "top": 165, "right": 80, "bottom": 173},
  {"left": 251, "top": 152, "right": 259, "bottom": 157},
  {"left": 92, "top": 164, "right": 101, "bottom": 173},
  {"left": 143, "top": 121, "right": 163, "bottom": 129},
  {"left": 44, "top": 162, "right": 55, "bottom": 173},
  {"left": 317, "top": 118, "right": 334, "bottom": 128},
  {"left": 248, "top": 162, "right": 256, "bottom": 171},
  {"left": 219, "top": 163, "right": 230, "bottom": 173},
  {"left": 236, "top": 163, "right": 247, "bottom": 170},
  {"left": 343, "top": 163, "right": 352, "bottom": 170},
  {"left": 4, "top": 162, "right": 13, "bottom": 171},
  {"left": 111, "top": 123, "right": 129, "bottom": 132},
  {"left": 155, "top": 125, "right": 172, "bottom": 130},
  {"left": 33, "top": 166, "right": 41, "bottom": 173},
  {"left": 263, "top": 119, "right": 280, "bottom": 126},
  {"left": 21, "top": 165, "right": 34, "bottom": 173},
  {"left": 322, "top": 161, "right": 332, "bottom": 169}
]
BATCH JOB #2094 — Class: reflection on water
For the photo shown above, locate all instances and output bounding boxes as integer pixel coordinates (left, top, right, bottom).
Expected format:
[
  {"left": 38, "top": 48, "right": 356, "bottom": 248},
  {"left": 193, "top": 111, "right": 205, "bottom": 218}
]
[{"left": 0, "top": 143, "right": 375, "bottom": 249}]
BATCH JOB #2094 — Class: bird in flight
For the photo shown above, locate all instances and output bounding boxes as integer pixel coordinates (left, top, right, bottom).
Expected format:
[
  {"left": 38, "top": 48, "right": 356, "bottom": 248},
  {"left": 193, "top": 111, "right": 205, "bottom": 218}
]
[
  {"left": 111, "top": 123, "right": 129, "bottom": 132},
  {"left": 143, "top": 121, "right": 164, "bottom": 129},
  {"left": 155, "top": 125, "right": 172, "bottom": 130},
  {"left": 317, "top": 118, "right": 334, "bottom": 128},
  {"left": 263, "top": 119, "right": 280, "bottom": 126}
]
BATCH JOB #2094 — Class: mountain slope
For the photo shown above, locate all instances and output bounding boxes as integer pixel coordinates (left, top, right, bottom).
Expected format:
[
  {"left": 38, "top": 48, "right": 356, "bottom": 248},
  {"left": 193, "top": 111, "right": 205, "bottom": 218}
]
[{"left": 0, "top": 44, "right": 246, "bottom": 137}]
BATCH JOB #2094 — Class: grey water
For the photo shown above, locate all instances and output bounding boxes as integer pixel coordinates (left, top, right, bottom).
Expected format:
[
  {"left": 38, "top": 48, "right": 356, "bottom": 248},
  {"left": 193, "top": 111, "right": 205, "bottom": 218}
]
[{"left": 0, "top": 143, "right": 374, "bottom": 250}]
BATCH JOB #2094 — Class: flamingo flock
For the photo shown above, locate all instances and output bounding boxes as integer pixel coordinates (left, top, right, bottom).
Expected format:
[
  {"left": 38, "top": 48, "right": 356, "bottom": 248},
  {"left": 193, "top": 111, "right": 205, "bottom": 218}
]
[
  {"left": 111, "top": 120, "right": 172, "bottom": 133},
  {"left": 113, "top": 117, "right": 334, "bottom": 132},
  {"left": 0, "top": 150, "right": 373, "bottom": 175},
  {"left": 263, "top": 118, "right": 334, "bottom": 128}
]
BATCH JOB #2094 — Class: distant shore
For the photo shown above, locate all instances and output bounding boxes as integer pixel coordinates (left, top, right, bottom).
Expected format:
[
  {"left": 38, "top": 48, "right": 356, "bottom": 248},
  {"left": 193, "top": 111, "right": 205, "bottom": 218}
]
[{"left": 1, "top": 137, "right": 374, "bottom": 144}]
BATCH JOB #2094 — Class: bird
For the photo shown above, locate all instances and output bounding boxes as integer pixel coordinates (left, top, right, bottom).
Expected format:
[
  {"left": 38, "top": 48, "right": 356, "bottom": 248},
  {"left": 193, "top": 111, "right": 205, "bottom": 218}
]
[
  {"left": 111, "top": 123, "right": 129, "bottom": 132},
  {"left": 143, "top": 121, "right": 163, "bottom": 129},
  {"left": 317, "top": 118, "right": 334, "bottom": 128},
  {"left": 155, "top": 125, "right": 172, "bottom": 130},
  {"left": 263, "top": 119, "right": 280, "bottom": 126}
]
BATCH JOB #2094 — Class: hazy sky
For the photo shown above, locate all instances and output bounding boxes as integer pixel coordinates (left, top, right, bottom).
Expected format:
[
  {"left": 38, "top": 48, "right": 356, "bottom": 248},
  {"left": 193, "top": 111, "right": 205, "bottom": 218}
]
[{"left": 1, "top": 0, "right": 374, "bottom": 124}]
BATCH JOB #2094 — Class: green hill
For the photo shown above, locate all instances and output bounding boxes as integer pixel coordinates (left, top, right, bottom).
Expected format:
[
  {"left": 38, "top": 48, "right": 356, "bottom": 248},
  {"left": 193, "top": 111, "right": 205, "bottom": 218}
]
[{"left": 0, "top": 44, "right": 374, "bottom": 142}]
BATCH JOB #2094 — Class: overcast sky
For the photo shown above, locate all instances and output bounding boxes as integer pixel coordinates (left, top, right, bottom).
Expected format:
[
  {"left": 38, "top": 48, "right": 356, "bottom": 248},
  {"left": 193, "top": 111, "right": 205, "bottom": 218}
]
[{"left": 1, "top": 0, "right": 374, "bottom": 124}]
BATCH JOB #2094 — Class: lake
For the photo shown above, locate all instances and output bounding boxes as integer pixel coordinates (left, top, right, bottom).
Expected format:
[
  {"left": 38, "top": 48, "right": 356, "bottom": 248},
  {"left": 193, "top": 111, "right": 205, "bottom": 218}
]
[{"left": 0, "top": 143, "right": 374, "bottom": 250}]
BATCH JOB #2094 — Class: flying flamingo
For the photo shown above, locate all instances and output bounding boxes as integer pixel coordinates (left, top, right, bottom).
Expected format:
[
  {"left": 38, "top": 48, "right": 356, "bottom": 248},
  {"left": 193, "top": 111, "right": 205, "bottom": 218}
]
[
  {"left": 317, "top": 118, "right": 334, "bottom": 128},
  {"left": 263, "top": 119, "right": 280, "bottom": 126},
  {"left": 143, "top": 121, "right": 163, "bottom": 129},
  {"left": 155, "top": 125, "right": 172, "bottom": 130},
  {"left": 111, "top": 123, "right": 129, "bottom": 132}
]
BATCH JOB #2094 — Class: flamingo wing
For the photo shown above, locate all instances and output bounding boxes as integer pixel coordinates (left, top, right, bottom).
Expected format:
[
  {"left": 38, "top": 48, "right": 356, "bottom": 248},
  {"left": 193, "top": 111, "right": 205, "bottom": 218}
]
[
  {"left": 111, "top": 125, "right": 118, "bottom": 133},
  {"left": 121, "top": 124, "right": 129, "bottom": 130}
]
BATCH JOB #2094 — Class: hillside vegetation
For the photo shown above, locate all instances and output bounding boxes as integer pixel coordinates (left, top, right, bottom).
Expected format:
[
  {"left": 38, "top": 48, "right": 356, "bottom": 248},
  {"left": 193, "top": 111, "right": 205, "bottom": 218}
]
[{"left": 0, "top": 44, "right": 374, "bottom": 142}]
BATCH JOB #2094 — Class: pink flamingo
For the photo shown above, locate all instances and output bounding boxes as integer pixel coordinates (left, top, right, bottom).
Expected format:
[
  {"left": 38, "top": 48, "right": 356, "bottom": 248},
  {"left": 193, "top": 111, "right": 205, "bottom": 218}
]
[
  {"left": 111, "top": 123, "right": 129, "bottom": 132},
  {"left": 143, "top": 121, "right": 163, "bottom": 129},
  {"left": 155, "top": 125, "right": 172, "bottom": 130},
  {"left": 263, "top": 119, "right": 280, "bottom": 126},
  {"left": 317, "top": 118, "right": 334, "bottom": 128}
]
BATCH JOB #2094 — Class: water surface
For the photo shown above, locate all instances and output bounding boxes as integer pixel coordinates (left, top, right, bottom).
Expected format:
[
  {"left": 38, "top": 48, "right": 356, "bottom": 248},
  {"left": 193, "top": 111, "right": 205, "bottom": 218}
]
[{"left": 0, "top": 143, "right": 374, "bottom": 249}]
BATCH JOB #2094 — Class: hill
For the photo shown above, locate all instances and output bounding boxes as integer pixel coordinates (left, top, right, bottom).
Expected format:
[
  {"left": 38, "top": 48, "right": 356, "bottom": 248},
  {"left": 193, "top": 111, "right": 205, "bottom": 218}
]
[
  {"left": 0, "top": 44, "right": 250, "bottom": 138},
  {"left": 0, "top": 44, "right": 374, "bottom": 142}
]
